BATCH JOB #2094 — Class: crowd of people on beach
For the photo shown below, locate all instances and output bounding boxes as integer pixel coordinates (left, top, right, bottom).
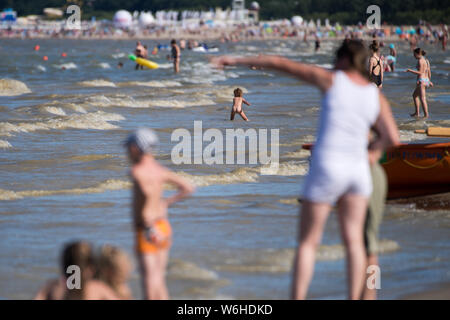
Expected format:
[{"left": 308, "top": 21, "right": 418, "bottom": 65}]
[{"left": 1, "top": 16, "right": 447, "bottom": 49}]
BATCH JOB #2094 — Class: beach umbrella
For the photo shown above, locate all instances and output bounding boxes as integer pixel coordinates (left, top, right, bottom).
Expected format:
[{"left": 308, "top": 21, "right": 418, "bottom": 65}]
[
  {"left": 250, "top": 2, "right": 260, "bottom": 11},
  {"left": 292, "top": 16, "right": 303, "bottom": 27},
  {"left": 113, "top": 10, "right": 132, "bottom": 28},
  {"left": 139, "top": 12, "right": 154, "bottom": 27}
]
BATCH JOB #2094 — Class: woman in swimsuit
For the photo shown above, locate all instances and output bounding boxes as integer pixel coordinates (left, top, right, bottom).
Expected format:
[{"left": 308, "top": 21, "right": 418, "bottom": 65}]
[
  {"left": 369, "top": 41, "right": 383, "bottom": 88},
  {"left": 406, "top": 48, "right": 433, "bottom": 118}
]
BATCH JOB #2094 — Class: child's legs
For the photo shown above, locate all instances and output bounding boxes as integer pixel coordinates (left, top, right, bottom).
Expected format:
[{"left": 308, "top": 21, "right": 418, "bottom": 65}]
[
  {"left": 230, "top": 110, "right": 236, "bottom": 121},
  {"left": 238, "top": 110, "right": 249, "bottom": 121},
  {"left": 337, "top": 194, "right": 369, "bottom": 300},
  {"left": 419, "top": 84, "right": 429, "bottom": 117},
  {"left": 292, "top": 201, "right": 331, "bottom": 299}
]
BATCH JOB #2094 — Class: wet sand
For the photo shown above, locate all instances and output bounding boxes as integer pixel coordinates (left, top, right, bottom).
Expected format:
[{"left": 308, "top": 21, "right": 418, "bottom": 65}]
[
  {"left": 389, "top": 192, "right": 450, "bottom": 210},
  {"left": 401, "top": 282, "right": 450, "bottom": 300}
]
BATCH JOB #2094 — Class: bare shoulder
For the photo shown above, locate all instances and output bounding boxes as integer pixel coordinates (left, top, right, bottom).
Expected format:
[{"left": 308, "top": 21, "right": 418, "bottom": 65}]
[
  {"left": 84, "top": 280, "right": 119, "bottom": 300},
  {"left": 35, "top": 278, "right": 65, "bottom": 300}
]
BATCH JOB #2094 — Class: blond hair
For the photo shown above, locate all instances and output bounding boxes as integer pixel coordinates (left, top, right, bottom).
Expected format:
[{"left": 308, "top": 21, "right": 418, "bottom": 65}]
[{"left": 96, "top": 245, "right": 132, "bottom": 298}]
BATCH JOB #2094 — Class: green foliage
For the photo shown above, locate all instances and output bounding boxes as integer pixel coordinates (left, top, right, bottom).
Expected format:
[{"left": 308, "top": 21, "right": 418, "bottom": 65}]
[{"left": 1, "top": 0, "right": 448, "bottom": 24}]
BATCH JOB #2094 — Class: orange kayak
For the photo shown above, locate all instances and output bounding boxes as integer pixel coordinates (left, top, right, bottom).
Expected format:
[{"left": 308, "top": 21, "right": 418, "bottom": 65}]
[{"left": 302, "top": 142, "right": 450, "bottom": 199}]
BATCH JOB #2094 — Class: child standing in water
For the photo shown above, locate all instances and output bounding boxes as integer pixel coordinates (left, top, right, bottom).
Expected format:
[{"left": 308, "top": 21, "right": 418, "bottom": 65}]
[
  {"left": 230, "top": 88, "right": 251, "bottom": 121},
  {"left": 406, "top": 48, "right": 433, "bottom": 118},
  {"left": 386, "top": 44, "right": 397, "bottom": 72}
]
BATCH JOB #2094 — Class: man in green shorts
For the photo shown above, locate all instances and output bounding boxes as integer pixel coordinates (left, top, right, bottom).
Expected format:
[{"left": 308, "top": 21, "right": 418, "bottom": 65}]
[{"left": 361, "top": 161, "right": 388, "bottom": 300}]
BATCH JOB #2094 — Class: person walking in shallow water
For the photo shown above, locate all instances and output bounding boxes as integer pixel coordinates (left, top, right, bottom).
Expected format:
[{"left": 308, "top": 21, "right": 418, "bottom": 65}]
[
  {"left": 230, "top": 88, "right": 251, "bottom": 121},
  {"left": 406, "top": 48, "right": 433, "bottom": 118},
  {"left": 212, "top": 40, "right": 399, "bottom": 300}
]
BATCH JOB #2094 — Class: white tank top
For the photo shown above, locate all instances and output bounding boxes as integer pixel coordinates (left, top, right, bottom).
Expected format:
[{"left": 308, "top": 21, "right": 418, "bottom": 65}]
[{"left": 314, "top": 71, "right": 380, "bottom": 159}]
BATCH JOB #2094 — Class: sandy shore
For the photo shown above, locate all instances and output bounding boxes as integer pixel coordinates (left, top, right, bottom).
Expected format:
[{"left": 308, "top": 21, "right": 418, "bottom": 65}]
[
  {"left": 388, "top": 192, "right": 450, "bottom": 210},
  {"left": 401, "top": 283, "right": 450, "bottom": 300}
]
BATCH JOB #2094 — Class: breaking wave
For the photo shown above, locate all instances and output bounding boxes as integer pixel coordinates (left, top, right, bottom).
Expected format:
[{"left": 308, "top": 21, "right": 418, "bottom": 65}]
[
  {"left": 0, "top": 179, "right": 132, "bottom": 201},
  {"left": 78, "top": 79, "right": 116, "bottom": 88},
  {"left": 0, "top": 139, "right": 12, "bottom": 148},
  {"left": 0, "top": 79, "right": 31, "bottom": 96},
  {"left": 0, "top": 111, "right": 124, "bottom": 137}
]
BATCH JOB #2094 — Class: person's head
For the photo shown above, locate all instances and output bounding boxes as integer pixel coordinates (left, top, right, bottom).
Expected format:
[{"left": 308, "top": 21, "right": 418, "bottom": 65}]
[
  {"left": 171, "top": 39, "right": 177, "bottom": 46},
  {"left": 413, "top": 47, "right": 426, "bottom": 59},
  {"left": 117, "top": 62, "right": 123, "bottom": 68},
  {"left": 234, "top": 88, "right": 243, "bottom": 97},
  {"left": 389, "top": 43, "right": 395, "bottom": 50},
  {"left": 61, "top": 241, "right": 95, "bottom": 281},
  {"left": 124, "top": 128, "right": 159, "bottom": 163},
  {"left": 96, "top": 245, "right": 132, "bottom": 288},
  {"left": 369, "top": 41, "right": 380, "bottom": 53},
  {"left": 335, "top": 40, "right": 369, "bottom": 78}
]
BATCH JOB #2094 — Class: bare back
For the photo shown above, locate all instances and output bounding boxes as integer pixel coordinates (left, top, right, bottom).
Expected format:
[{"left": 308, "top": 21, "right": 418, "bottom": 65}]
[
  {"left": 132, "top": 158, "right": 169, "bottom": 229},
  {"left": 233, "top": 97, "right": 244, "bottom": 112},
  {"left": 416, "top": 57, "right": 429, "bottom": 79}
]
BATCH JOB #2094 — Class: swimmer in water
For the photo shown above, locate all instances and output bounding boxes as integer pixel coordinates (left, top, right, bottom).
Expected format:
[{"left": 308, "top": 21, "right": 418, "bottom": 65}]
[
  {"left": 315, "top": 35, "right": 321, "bottom": 52},
  {"left": 406, "top": 48, "right": 433, "bottom": 118},
  {"left": 135, "top": 41, "right": 145, "bottom": 70},
  {"left": 230, "top": 88, "right": 251, "bottom": 121},
  {"left": 125, "top": 128, "right": 194, "bottom": 300}
]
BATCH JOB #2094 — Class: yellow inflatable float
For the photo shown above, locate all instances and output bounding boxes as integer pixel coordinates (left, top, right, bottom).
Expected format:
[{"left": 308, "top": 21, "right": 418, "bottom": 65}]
[{"left": 128, "top": 54, "right": 159, "bottom": 69}]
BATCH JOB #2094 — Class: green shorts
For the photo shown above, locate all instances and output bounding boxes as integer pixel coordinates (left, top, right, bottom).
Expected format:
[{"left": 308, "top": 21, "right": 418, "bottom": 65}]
[{"left": 364, "top": 162, "right": 388, "bottom": 256}]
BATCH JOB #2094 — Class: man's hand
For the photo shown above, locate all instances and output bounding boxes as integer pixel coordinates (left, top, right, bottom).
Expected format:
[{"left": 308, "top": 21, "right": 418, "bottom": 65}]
[{"left": 145, "top": 225, "right": 167, "bottom": 244}]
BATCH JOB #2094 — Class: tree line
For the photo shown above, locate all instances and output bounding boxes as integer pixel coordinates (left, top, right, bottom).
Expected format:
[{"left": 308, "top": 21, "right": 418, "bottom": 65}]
[{"left": 1, "top": 0, "right": 448, "bottom": 24}]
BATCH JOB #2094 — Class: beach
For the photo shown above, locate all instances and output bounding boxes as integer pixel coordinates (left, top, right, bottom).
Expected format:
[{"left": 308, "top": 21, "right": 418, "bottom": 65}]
[{"left": 0, "top": 37, "right": 449, "bottom": 300}]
